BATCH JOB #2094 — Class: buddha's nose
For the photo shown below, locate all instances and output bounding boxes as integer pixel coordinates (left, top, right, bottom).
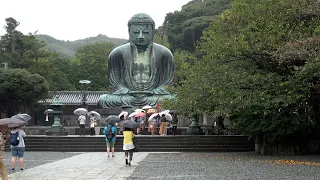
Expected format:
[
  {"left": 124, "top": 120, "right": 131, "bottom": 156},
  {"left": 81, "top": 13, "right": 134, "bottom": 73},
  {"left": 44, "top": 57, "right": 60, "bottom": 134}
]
[{"left": 138, "top": 31, "right": 144, "bottom": 39}]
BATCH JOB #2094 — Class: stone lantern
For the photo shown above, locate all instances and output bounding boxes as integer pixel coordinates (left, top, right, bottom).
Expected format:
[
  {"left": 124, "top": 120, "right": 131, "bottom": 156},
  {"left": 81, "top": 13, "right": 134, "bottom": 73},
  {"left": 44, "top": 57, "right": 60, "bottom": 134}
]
[
  {"left": 46, "top": 96, "right": 68, "bottom": 136},
  {"left": 186, "top": 114, "right": 205, "bottom": 135}
]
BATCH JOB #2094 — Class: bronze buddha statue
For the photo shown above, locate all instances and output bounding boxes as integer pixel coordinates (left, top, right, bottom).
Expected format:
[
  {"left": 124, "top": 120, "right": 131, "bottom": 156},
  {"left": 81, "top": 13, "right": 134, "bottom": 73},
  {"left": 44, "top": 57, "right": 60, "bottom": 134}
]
[{"left": 98, "top": 13, "right": 174, "bottom": 108}]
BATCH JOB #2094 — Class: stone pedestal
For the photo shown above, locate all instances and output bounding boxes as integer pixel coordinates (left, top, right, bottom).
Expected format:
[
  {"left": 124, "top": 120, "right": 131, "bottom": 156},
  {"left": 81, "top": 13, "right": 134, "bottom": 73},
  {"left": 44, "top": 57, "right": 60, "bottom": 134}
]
[
  {"left": 186, "top": 115, "right": 205, "bottom": 135},
  {"left": 46, "top": 126, "right": 68, "bottom": 136}
]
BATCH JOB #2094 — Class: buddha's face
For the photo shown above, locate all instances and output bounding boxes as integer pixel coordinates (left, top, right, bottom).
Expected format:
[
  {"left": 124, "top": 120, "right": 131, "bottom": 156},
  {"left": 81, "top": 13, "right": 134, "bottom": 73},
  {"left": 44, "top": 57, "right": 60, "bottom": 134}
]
[{"left": 129, "top": 24, "right": 154, "bottom": 46}]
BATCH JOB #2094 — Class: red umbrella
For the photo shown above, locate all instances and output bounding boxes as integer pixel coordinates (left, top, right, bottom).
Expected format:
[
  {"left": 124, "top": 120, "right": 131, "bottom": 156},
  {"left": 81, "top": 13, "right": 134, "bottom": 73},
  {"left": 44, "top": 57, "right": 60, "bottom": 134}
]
[{"left": 134, "top": 112, "right": 145, "bottom": 118}]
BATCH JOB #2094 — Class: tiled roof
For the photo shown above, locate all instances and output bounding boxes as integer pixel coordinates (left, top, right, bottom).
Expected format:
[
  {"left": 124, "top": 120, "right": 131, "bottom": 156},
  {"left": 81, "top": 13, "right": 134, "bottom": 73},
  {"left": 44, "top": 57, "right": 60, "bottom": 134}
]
[{"left": 40, "top": 91, "right": 108, "bottom": 105}]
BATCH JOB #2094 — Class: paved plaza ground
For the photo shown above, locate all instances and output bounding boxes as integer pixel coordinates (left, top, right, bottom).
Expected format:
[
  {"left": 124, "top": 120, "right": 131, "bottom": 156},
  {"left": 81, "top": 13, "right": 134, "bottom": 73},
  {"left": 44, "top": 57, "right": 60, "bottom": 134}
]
[{"left": 2, "top": 151, "right": 320, "bottom": 180}]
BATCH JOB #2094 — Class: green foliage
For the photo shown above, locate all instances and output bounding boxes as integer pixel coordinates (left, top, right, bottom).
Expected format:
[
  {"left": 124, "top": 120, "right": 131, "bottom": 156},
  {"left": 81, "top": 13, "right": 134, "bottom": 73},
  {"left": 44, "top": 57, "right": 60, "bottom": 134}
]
[
  {"left": 0, "top": 68, "right": 49, "bottom": 113},
  {"left": 163, "top": 0, "right": 232, "bottom": 52},
  {"left": 37, "top": 34, "right": 127, "bottom": 58},
  {"left": 72, "top": 42, "right": 114, "bottom": 90},
  {"left": 168, "top": 0, "right": 320, "bottom": 145},
  {"left": 0, "top": 17, "right": 76, "bottom": 91}
]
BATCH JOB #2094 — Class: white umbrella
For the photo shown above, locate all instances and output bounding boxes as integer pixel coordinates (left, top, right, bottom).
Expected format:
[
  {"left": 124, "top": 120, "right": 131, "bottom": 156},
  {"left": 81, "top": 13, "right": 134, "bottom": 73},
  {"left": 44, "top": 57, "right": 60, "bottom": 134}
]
[
  {"left": 134, "top": 109, "right": 144, "bottom": 112},
  {"left": 148, "top": 113, "right": 160, "bottom": 121},
  {"left": 11, "top": 114, "right": 32, "bottom": 123},
  {"left": 74, "top": 108, "right": 88, "bottom": 115},
  {"left": 44, "top": 109, "right": 54, "bottom": 114},
  {"left": 88, "top": 111, "right": 101, "bottom": 120},
  {"left": 128, "top": 112, "right": 138, "bottom": 118},
  {"left": 142, "top": 105, "right": 152, "bottom": 110},
  {"left": 118, "top": 111, "right": 128, "bottom": 119},
  {"left": 159, "top": 111, "right": 172, "bottom": 121},
  {"left": 0, "top": 118, "right": 27, "bottom": 127},
  {"left": 11, "top": 114, "right": 32, "bottom": 121}
]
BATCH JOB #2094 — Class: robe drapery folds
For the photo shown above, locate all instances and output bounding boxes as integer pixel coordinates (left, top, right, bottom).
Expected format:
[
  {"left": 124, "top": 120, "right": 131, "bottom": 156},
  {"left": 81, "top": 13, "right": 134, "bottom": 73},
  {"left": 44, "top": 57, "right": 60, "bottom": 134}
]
[{"left": 98, "top": 43, "right": 174, "bottom": 108}]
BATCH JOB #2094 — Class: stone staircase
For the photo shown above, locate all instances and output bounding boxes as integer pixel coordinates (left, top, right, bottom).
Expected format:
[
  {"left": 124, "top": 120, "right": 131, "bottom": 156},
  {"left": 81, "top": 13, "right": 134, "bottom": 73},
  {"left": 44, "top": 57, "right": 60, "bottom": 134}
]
[{"left": 6, "top": 135, "right": 254, "bottom": 152}]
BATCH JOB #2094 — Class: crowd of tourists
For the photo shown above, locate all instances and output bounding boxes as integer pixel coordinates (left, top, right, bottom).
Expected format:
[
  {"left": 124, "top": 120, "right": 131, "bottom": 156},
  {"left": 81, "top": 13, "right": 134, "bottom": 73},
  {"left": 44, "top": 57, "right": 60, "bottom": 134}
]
[{"left": 74, "top": 105, "right": 178, "bottom": 166}]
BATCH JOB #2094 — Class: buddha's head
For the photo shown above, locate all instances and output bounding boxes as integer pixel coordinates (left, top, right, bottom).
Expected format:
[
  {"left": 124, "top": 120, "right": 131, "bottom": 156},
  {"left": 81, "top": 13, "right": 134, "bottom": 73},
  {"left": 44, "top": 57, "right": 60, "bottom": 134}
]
[{"left": 128, "top": 13, "right": 155, "bottom": 47}]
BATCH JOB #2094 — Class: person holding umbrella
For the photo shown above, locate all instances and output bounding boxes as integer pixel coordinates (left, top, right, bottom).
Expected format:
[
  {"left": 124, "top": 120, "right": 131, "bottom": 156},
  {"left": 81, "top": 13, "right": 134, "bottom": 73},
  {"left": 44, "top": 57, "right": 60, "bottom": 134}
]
[
  {"left": 10, "top": 125, "right": 26, "bottom": 171},
  {"left": 78, "top": 113, "right": 86, "bottom": 136},
  {"left": 123, "top": 127, "right": 135, "bottom": 166},
  {"left": 120, "top": 120, "right": 139, "bottom": 166},
  {"left": 103, "top": 116, "right": 118, "bottom": 158},
  {"left": 89, "top": 114, "right": 96, "bottom": 136}
]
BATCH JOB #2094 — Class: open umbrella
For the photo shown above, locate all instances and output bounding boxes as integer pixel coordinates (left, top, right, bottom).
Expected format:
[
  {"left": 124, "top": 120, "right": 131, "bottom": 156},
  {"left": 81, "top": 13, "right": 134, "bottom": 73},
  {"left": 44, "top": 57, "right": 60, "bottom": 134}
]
[
  {"left": 148, "top": 113, "right": 160, "bottom": 121},
  {"left": 142, "top": 105, "right": 152, "bottom": 110},
  {"left": 147, "top": 109, "right": 157, "bottom": 114},
  {"left": 134, "top": 112, "right": 145, "bottom": 118},
  {"left": 0, "top": 118, "right": 27, "bottom": 127},
  {"left": 118, "top": 111, "right": 128, "bottom": 119},
  {"left": 88, "top": 111, "right": 101, "bottom": 120},
  {"left": 159, "top": 111, "right": 172, "bottom": 121},
  {"left": 44, "top": 109, "right": 54, "bottom": 114},
  {"left": 105, "top": 115, "right": 121, "bottom": 124},
  {"left": 74, "top": 108, "right": 88, "bottom": 115},
  {"left": 134, "top": 109, "right": 144, "bottom": 112},
  {"left": 119, "top": 120, "right": 139, "bottom": 129},
  {"left": 128, "top": 112, "right": 138, "bottom": 118},
  {"left": 11, "top": 114, "right": 32, "bottom": 123}
]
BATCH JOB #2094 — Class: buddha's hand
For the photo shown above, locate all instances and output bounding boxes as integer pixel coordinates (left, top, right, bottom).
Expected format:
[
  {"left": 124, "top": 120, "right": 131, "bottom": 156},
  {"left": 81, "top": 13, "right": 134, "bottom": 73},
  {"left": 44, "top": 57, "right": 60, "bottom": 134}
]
[{"left": 128, "top": 91, "right": 154, "bottom": 97}]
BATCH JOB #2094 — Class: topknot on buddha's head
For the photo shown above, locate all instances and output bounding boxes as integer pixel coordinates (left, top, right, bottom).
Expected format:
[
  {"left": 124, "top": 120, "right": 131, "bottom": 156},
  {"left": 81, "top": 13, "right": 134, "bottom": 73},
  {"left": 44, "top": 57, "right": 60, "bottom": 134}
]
[{"left": 128, "top": 13, "right": 155, "bottom": 28}]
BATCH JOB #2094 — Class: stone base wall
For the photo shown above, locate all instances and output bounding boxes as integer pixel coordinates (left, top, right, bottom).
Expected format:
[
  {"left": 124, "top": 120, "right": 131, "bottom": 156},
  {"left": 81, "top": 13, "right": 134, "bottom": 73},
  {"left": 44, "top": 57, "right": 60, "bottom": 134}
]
[{"left": 23, "top": 126, "right": 213, "bottom": 135}]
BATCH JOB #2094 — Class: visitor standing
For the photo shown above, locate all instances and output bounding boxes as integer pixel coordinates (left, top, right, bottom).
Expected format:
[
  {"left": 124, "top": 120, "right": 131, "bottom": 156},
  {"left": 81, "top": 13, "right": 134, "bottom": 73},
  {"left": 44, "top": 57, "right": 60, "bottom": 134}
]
[
  {"left": 103, "top": 123, "right": 117, "bottom": 157},
  {"left": 159, "top": 114, "right": 167, "bottom": 136},
  {"left": 0, "top": 126, "right": 8, "bottom": 180},
  {"left": 89, "top": 114, "right": 96, "bottom": 136},
  {"left": 10, "top": 126, "right": 26, "bottom": 171},
  {"left": 78, "top": 114, "right": 86, "bottom": 136},
  {"left": 172, "top": 114, "right": 178, "bottom": 135},
  {"left": 123, "top": 128, "right": 135, "bottom": 166}
]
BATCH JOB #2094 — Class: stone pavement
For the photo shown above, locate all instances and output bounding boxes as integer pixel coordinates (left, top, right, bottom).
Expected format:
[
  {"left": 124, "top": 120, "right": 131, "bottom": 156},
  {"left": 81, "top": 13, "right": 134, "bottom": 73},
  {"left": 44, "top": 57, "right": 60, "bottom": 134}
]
[
  {"left": 5, "top": 152, "right": 320, "bottom": 180},
  {"left": 8, "top": 152, "right": 150, "bottom": 180}
]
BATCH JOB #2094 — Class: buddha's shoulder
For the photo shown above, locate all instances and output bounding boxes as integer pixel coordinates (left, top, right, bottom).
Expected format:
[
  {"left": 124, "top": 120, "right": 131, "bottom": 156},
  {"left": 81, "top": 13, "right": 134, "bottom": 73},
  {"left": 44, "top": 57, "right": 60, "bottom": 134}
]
[
  {"left": 153, "top": 43, "right": 173, "bottom": 55},
  {"left": 153, "top": 43, "right": 171, "bottom": 52},
  {"left": 110, "top": 43, "right": 131, "bottom": 55}
]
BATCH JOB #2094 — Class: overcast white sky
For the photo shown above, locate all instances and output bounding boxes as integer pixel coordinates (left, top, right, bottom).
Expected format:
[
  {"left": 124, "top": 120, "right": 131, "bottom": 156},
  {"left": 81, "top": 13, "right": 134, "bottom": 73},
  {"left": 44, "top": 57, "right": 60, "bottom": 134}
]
[{"left": 0, "top": 0, "right": 191, "bottom": 41}]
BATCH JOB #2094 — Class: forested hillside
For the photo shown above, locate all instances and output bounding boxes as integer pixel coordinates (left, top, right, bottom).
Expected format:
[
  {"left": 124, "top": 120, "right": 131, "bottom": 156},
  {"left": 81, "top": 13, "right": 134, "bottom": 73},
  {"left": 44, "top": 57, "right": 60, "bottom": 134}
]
[{"left": 36, "top": 34, "right": 127, "bottom": 58}]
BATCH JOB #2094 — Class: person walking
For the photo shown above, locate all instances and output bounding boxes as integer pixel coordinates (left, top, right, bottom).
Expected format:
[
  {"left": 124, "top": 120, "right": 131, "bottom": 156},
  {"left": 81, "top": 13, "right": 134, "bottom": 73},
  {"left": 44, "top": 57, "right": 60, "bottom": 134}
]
[
  {"left": 89, "top": 114, "right": 96, "bottom": 136},
  {"left": 123, "top": 128, "right": 135, "bottom": 166},
  {"left": 10, "top": 126, "right": 26, "bottom": 171},
  {"left": 103, "top": 123, "right": 117, "bottom": 157},
  {"left": 0, "top": 126, "right": 8, "bottom": 180},
  {"left": 159, "top": 114, "right": 167, "bottom": 136},
  {"left": 78, "top": 114, "right": 86, "bottom": 136}
]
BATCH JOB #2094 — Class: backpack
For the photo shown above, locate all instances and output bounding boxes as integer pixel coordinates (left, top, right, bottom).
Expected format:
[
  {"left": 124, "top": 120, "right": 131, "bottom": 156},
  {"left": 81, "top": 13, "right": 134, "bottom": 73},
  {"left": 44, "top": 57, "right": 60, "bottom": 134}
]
[
  {"left": 106, "top": 126, "right": 114, "bottom": 140},
  {"left": 10, "top": 132, "right": 20, "bottom": 146}
]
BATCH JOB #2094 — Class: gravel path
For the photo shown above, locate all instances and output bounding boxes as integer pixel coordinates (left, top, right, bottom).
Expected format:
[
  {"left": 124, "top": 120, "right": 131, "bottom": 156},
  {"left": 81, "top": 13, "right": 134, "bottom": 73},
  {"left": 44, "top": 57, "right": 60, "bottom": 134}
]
[
  {"left": 2, "top": 151, "right": 82, "bottom": 174},
  {"left": 129, "top": 152, "right": 320, "bottom": 180}
]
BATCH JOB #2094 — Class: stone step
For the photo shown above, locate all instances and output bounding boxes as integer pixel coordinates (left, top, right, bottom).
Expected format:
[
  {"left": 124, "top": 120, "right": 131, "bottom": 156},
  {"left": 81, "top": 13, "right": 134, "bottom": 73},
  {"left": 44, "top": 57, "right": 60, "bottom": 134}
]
[{"left": 5, "top": 135, "right": 254, "bottom": 152}]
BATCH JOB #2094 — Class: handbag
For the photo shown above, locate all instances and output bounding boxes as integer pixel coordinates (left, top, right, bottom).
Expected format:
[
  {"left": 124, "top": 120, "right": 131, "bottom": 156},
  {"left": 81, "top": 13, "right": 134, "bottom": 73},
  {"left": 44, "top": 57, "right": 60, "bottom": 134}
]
[{"left": 132, "top": 137, "right": 139, "bottom": 152}]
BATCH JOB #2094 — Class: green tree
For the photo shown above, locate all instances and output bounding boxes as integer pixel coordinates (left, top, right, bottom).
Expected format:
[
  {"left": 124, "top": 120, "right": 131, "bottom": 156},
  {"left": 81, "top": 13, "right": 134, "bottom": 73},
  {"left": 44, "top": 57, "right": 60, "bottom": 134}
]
[
  {"left": 168, "top": 0, "right": 320, "bottom": 153},
  {"left": 163, "top": 0, "right": 231, "bottom": 52},
  {"left": 72, "top": 42, "right": 114, "bottom": 90},
  {"left": 0, "top": 17, "right": 76, "bottom": 91},
  {"left": 0, "top": 68, "right": 49, "bottom": 115}
]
